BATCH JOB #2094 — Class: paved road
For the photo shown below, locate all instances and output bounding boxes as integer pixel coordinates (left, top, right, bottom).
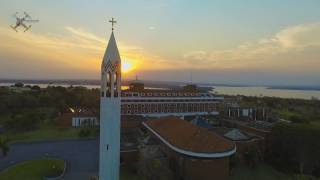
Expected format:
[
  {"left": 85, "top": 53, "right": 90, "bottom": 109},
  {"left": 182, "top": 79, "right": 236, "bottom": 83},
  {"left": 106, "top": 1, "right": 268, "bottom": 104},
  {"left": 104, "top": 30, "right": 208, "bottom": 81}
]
[{"left": 0, "top": 139, "right": 99, "bottom": 180}]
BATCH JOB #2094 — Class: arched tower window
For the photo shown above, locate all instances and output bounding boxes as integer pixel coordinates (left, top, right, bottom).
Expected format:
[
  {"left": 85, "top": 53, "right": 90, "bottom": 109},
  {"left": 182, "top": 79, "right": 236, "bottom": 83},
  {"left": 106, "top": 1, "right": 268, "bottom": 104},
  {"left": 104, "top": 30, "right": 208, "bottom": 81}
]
[
  {"left": 106, "top": 72, "right": 112, "bottom": 97},
  {"left": 114, "top": 73, "right": 118, "bottom": 97},
  {"left": 101, "top": 72, "right": 105, "bottom": 97}
]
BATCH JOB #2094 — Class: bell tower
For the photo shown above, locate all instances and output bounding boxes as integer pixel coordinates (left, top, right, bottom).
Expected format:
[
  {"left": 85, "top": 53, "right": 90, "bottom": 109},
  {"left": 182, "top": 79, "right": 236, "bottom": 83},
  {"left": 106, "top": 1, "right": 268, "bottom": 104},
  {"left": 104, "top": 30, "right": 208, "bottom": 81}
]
[
  {"left": 101, "top": 32, "right": 121, "bottom": 98},
  {"left": 99, "top": 18, "right": 121, "bottom": 180}
]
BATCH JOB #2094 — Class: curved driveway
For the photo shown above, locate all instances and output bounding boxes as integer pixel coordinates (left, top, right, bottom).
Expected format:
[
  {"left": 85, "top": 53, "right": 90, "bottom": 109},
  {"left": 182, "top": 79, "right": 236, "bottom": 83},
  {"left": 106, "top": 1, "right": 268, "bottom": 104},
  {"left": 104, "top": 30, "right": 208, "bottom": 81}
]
[{"left": 0, "top": 139, "right": 99, "bottom": 180}]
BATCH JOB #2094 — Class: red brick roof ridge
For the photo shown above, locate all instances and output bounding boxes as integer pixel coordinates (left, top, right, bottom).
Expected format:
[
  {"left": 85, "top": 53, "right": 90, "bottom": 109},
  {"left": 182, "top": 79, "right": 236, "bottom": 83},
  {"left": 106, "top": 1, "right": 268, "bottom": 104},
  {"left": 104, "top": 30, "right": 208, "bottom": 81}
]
[{"left": 144, "top": 116, "right": 235, "bottom": 154}]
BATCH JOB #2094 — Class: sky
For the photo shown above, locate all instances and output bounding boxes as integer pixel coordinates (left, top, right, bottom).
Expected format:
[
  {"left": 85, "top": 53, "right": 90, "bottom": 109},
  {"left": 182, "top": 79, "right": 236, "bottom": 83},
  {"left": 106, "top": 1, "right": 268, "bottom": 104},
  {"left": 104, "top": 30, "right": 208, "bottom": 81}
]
[{"left": 0, "top": 0, "right": 320, "bottom": 86}]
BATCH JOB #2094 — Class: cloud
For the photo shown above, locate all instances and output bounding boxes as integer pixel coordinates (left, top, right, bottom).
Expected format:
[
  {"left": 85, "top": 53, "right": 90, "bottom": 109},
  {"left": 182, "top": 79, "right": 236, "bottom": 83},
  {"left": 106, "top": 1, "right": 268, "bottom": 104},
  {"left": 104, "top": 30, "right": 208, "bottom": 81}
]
[
  {"left": 183, "top": 50, "right": 207, "bottom": 60},
  {"left": 148, "top": 26, "right": 156, "bottom": 30},
  {"left": 275, "top": 23, "right": 320, "bottom": 49},
  {"left": 182, "top": 22, "right": 320, "bottom": 69},
  {"left": 0, "top": 25, "right": 171, "bottom": 80},
  {"left": 65, "top": 26, "right": 105, "bottom": 44},
  {"left": 1, "top": 22, "right": 320, "bottom": 83}
]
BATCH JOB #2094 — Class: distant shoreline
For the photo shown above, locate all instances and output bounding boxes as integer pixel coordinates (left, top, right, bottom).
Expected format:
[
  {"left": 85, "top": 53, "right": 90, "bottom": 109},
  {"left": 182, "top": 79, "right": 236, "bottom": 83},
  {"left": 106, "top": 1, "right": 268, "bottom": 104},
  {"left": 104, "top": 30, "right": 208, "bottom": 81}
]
[
  {"left": 267, "top": 86, "right": 320, "bottom": 91},
  {"left": 1, "top": 79, "right": 319, "bottom": 92}
]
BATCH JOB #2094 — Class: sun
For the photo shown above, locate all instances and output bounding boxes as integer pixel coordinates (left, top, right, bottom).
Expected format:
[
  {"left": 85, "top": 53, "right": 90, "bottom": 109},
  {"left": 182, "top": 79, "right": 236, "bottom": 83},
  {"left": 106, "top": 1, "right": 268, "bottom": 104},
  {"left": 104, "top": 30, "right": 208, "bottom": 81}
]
[{"left": 122, "top": 61, "right": 134, "bottom": 73}]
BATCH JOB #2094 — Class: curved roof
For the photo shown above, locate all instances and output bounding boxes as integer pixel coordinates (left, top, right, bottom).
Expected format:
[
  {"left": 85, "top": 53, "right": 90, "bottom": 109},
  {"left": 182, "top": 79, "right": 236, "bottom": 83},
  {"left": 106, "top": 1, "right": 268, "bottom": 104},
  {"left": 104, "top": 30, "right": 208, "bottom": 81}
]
[{"left": 143, "top": 116, "right": 236, "bottom": 158}]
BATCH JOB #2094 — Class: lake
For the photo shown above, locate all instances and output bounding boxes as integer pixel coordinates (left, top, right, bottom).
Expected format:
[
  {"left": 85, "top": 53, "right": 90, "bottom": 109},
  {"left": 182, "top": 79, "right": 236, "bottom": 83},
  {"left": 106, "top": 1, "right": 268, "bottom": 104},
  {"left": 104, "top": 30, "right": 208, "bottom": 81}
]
[
  {"left": 1, "top": 83, "right": 319, "bottom": 100},
  {"left": 212, "top": 86, "right": 320, "bottom": 100}
]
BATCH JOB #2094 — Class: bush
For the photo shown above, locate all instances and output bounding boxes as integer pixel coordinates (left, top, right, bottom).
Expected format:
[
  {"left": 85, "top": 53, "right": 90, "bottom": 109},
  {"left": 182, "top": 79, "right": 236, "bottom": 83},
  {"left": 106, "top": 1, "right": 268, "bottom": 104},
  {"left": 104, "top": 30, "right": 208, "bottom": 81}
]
[{"left": 289, "top": 115, "right": 309, "bottom": 124}]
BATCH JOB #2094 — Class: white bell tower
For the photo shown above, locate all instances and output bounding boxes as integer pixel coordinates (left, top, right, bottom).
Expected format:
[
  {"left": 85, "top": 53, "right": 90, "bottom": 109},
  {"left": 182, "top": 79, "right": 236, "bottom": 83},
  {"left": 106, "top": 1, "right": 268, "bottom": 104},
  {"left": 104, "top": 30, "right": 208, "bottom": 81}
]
[{"left": 99, "top": 18, "right": 121, "bottom": 180}]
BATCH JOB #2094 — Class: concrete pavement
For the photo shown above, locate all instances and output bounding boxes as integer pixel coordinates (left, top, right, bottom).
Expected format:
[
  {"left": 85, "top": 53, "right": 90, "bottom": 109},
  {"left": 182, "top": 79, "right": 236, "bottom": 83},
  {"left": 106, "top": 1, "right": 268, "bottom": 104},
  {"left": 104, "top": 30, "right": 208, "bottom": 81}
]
[{"left": 0, "top": 139, "right": 99, "bottom": 180}]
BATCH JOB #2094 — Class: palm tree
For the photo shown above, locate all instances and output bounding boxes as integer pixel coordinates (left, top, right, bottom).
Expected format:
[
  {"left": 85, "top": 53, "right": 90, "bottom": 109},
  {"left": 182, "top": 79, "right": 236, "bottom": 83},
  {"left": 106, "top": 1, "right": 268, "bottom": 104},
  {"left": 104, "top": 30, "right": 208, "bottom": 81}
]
[{"left": 0, "top": 137, "right": 9, "bottom": 157}]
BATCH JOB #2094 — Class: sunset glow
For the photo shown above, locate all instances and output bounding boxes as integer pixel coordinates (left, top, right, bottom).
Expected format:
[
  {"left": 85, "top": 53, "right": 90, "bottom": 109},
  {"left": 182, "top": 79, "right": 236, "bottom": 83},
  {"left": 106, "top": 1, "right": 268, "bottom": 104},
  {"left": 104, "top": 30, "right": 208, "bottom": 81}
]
[
  {"left": 0, "top": 0, "right": 319, "bottom": 85},
  {"left": 121, "top": 60, "right": 134, "bottom": 73}
]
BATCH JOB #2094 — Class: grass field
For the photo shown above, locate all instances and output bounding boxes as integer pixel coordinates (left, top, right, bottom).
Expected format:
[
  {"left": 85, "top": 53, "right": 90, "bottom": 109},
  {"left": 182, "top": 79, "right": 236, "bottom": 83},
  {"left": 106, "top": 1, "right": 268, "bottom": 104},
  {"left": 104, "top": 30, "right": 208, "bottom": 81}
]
[
  {"left": 0, "top": 158, "right": 65, "bottom": 180},
  {"left": 2, "top": 124, "right": 97, "bottom": 144}
]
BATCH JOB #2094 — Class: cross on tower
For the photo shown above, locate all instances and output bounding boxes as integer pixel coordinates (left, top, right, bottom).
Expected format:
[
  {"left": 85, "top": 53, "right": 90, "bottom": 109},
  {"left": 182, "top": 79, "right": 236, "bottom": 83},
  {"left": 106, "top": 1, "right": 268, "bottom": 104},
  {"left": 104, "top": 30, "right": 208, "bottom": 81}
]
[{"left": 109, "top": 17, "right": 117, "bottom": 31}]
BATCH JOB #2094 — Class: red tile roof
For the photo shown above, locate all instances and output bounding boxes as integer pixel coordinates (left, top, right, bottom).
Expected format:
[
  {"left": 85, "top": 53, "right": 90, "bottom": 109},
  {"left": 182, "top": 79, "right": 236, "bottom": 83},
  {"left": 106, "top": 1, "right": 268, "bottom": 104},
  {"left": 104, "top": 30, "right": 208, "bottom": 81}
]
[{"left": 143, "top": 116, "right": 235, "bottom": 156}]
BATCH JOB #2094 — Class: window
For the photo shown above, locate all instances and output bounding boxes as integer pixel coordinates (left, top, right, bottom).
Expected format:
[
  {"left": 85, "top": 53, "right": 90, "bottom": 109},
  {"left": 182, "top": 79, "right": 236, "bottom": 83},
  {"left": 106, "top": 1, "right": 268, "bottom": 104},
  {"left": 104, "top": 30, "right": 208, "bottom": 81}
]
[
  {"left": 114, "top": 73, "right": 118, "bottom": 97},
  {"left": 105, "top": 72, "right": 111, "bottom": 97}
]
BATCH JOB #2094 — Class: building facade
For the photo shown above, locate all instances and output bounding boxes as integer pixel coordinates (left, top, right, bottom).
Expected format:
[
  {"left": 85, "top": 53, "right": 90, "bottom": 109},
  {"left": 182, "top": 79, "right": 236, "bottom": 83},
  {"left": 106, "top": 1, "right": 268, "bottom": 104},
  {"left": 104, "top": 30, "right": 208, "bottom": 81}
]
[
  {"left": 120, "top": 83, "right": 223, "bottom": 118},
  {"left": 57, "top": 108, "right": 98, "bottom": 128},
  {"left": 71, "top": 116, "right": 98, "bottom": 127},
  {"left": 224, "top": 106, "right": 270, "bottom": 121}
]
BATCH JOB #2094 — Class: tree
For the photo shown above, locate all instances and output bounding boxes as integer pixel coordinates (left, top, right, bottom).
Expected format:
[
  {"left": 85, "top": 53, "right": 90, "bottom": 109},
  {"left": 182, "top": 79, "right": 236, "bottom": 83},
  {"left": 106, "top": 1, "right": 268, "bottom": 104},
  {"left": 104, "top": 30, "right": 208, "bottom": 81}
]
[
  {"left": 0, "top": 137, "right": 10, "bottom": 157},
  {"left": 138, "top": 146, "right": 175, "bottom": 180},
  {"left": 267, "top": 123, "right": 320, "bottom": 176},
  {"left": 4, "top": 112, "right": 41, "bottom": 131},
  {"left": 14, "top": 82, "right": 24, "bottom": 88},
  {"left": 183, "top": 84, "right": 199, "bottom": 92},
  {"left": 31, "top": 85, "right": 41, "bottom": 91}
]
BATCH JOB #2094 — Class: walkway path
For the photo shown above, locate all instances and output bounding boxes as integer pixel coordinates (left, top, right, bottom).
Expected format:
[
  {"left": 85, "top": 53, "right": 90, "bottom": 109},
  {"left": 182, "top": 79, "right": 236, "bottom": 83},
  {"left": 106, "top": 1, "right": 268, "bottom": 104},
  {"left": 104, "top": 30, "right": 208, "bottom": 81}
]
[{"left": 0, "top": 139, "right": 99, "bottom": 180}]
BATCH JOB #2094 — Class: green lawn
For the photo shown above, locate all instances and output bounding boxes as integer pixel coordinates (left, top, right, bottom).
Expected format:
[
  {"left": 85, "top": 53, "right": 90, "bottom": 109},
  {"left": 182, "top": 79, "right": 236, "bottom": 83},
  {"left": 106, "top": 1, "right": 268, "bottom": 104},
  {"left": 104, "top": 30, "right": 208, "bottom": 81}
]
[
  {"left": 230, "top": 163, "right": 318, "bottom": 180},
  {"left": 3, "top": 124, "right": 96, "bottom": 144},
  {"left": 0, "top": 158, "right": 65, "bottom": 180}
]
